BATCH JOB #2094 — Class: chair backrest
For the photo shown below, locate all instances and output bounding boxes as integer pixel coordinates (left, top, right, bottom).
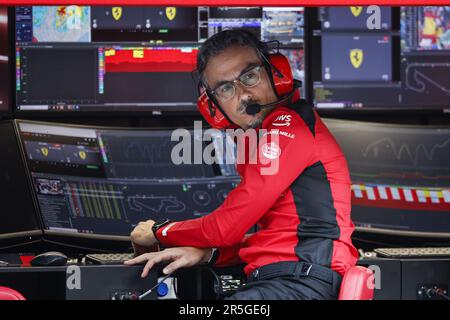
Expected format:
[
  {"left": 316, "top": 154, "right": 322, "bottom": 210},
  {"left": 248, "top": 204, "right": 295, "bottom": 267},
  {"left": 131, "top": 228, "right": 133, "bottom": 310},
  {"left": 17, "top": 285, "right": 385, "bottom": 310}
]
[
  {"left": 338, "top": 266, "right": 374, "bottom": 300},
  {"left": 0, "top": 286, "right": 26, "bottom": 300}
]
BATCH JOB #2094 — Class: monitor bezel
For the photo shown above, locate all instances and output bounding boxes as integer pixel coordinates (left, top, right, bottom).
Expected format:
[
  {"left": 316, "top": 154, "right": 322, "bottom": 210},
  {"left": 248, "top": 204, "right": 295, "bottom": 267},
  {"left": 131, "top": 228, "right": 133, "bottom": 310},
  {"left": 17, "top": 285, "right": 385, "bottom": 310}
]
[
  {"left": 304, "top": 6, "right": 450, "bottom": 113},
  {"left": 0, "top": 7, "right": 13, "bottom": 119},
  {"left": 322, "top": 117, "right": 450, "bottom": 239},
  {"left": 0, "top": 120, "right": 43, "bottom": 250},
  {"left": 11, "top": 5, "right": 305, "bottom": 118},
  {"left": 13, "top": 118, "right": 235, "bottom": 249}
]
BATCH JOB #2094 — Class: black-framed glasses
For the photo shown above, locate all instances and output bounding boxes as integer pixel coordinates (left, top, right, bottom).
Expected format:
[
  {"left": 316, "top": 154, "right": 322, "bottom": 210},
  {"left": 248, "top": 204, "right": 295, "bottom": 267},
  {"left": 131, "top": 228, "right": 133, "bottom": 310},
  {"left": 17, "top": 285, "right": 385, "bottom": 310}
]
[{"left": 210, "top": 65, "right": 263, "bottom": 102}]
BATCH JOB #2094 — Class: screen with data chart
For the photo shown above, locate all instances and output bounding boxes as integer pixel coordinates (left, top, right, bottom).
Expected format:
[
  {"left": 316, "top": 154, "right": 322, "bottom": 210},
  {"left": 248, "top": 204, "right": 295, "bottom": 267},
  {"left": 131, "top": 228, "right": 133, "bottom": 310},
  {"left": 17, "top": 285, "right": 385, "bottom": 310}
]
[
  {"left": 14, "top": 5, "right": 306, "bottom": 113},
  {"left": 309, "top": 6, "right": 450, "bottom": 110},
  {"left": 324, "top": 118, "right": 450, "bottom": 236},
  {"left": 16, "top": 120, "right": 240, "bottom": 239}
]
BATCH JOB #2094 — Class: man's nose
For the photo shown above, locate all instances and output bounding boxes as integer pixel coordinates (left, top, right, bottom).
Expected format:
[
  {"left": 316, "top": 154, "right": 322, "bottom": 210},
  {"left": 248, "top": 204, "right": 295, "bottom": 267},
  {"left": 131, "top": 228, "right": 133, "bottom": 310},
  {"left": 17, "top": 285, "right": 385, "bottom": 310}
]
[{"left": 235, "top": 82, "right": 253, "bottom": 101}]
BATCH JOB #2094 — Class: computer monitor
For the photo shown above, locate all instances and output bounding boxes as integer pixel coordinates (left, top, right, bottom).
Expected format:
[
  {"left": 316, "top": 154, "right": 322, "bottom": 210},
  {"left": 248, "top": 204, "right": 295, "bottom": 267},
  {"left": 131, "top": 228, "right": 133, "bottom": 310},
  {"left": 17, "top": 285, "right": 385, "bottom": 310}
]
[
  {"left": 320, "top": 6, "right": 392, "bottom": 31},
  {"left": 400, "top": 6, "right": 450, "bottom": 109},
  {"left": 205, "top": 6, "right": 305, "bottom": 45},
  {"left": 324, "top": 118, "right": 450, "bottom": 239},
  {"left": 320, "top": 33, "right": 392, "bottom": 83},
  {"left": 15, "top": 120, "right": 240, "bottom": 249},
  {"left": 0, "top": 7, "right": 10, "bottom": 116},
  {"left": 90, "top": 6, "right": 198, "bottom": 42},
  {"left": 14, "top": 6, "right": 200, "bottom": 114},
  {"left": 0, "top": 121, "right": 42, "bottom": 250},
  {"left": 308, "top": 6, "right": 450, "bottom": 110},
  {"left": 14, "top": 5, "right": 306, "bottom": 115},
  {"left": 262, "top": 7, "right": 304, "bottom": 44},
  {"left": 207, "top": 7, "right": 262, "bottom": 39}
]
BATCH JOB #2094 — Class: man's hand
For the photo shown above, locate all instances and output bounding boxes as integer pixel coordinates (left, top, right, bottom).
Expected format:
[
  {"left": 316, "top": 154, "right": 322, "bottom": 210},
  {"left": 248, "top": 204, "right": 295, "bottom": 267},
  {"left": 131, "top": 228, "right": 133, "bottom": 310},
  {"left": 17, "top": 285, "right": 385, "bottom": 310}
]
[
  {"left": 124, "top": 247, "right": 213, "bottom": 278},
  {"left": 130, "top": 220, "right": 157, "bottom": 249}
]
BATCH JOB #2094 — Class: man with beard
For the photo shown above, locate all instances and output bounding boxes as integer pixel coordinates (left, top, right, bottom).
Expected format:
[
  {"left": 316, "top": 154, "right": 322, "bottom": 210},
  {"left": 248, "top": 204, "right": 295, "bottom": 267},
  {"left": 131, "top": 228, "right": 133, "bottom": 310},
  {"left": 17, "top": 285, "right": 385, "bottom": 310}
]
[{"left": 126, "top": 29, "right": 358, "bottom": 300}]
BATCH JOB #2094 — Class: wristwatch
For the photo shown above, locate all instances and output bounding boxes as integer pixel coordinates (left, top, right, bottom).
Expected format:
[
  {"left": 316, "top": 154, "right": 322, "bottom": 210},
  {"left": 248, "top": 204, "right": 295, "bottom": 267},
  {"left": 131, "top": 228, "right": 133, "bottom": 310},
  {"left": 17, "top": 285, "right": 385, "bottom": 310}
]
[
  {"left": 151, "top": 218, "right": 172, "bottom": 235},
  {"left": 207, "top": 248, "right": 219, "bottom": 265}
]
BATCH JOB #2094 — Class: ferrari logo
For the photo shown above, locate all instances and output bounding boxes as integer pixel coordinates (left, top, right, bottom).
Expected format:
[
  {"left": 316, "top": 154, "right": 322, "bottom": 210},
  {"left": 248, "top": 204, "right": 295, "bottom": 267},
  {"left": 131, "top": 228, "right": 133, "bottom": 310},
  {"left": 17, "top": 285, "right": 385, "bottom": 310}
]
[
  {"left": 112, "top": 7, "right": 122, "bottom": 21},
  {"left": 133, "top": 49, "right": 144, "bottom": 58},
  {"left": 78, "top": 151, "right": 86, "bottom": 160},
  {"left": 41, "top": 147, "right": 49, "bottom": 157},
  {"left": 350, "top": 6, "right": 363, "bottom": 17},
  {"left": 350, "top": 49, "right": 363, "bottom": 69},
  {"left": 166, "top": 7, "right": 176, "bottom": 21}
]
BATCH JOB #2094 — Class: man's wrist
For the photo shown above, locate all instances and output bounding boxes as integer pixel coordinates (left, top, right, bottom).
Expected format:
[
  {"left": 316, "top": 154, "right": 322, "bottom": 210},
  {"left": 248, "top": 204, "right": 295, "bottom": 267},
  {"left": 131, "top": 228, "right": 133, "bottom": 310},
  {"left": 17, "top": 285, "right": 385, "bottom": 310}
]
[{"left": 151, "top": 219, "right": 172, "bottom": 238}]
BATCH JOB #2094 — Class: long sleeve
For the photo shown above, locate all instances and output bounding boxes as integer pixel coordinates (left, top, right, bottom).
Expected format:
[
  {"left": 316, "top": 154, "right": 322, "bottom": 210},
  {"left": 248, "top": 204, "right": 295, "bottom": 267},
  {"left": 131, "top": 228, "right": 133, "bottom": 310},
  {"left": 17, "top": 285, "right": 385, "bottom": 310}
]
[
  {"left": 213, "top": 235, "right": 251, "bottom": 267},
  {"left": 155, "top": 108, "right": 316, "bottom": 248}
]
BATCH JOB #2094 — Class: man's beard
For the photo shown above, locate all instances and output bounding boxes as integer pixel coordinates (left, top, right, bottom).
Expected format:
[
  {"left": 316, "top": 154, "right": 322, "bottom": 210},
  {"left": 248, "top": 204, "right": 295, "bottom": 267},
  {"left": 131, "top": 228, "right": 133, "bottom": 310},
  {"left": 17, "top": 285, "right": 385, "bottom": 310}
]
[
  {"left": 237, "top": 100, "right": 252, "bottom": 115},
  {"left": 238, "top": 100, "right": 275, "bottom": 129},
  {"left": 247, "top": 106, "right": 276, "bottom": 129}
]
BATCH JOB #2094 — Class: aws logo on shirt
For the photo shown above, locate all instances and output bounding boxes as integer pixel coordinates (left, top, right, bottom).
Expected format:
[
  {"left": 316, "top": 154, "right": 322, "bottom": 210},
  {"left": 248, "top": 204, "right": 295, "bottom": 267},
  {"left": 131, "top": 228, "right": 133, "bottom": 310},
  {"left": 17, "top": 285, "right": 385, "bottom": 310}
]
[{"left": 272, "top": 114, "right": 291, "bottom": 127}]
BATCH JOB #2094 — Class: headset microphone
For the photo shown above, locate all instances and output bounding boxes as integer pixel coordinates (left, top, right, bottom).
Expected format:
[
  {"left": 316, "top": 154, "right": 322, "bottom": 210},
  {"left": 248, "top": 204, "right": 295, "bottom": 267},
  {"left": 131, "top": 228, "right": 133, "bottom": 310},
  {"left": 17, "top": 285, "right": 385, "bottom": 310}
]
[
  {"left": 245, "top": 98, "right": 287, "bottom": 115},
  {"left": 245, "top": 81, "right": 301, "bottom": 115}
]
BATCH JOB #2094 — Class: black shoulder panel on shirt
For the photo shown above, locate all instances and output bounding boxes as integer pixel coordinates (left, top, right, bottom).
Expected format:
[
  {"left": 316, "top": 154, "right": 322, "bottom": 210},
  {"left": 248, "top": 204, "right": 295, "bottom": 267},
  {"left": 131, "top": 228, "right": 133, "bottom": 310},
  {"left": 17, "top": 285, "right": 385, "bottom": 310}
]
[{"left": 288, "top": 99, "right": 316, "bottom": 137}]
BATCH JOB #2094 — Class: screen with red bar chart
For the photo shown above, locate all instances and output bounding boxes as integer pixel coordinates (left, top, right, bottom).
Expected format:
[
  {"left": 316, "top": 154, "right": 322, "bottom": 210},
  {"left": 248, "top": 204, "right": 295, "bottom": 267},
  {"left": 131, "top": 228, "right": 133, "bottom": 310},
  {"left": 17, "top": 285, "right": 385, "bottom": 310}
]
[{"left": 13, "top": 5, "right": 306, "bottom": 113}]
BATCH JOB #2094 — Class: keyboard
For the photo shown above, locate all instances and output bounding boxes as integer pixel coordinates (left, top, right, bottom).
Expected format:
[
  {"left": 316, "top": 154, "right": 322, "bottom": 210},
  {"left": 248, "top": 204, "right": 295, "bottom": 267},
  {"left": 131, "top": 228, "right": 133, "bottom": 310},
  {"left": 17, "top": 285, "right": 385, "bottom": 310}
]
[
  {"left": 374, "top": 247, "right": 450, "bottom": 259},
  {"left": 85, "top": 253, "right": 136, "bottom": 265}
]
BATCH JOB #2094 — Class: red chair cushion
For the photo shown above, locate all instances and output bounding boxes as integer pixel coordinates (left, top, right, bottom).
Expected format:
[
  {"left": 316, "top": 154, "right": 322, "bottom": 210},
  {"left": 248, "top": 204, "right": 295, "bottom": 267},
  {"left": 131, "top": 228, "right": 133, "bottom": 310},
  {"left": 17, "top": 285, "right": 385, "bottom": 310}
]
[
  {"left": 0, "top": 286, "right": 26, "bottom": 300},
  {"left": 338, "top": 266, "right": 374, "bottom": 300}
]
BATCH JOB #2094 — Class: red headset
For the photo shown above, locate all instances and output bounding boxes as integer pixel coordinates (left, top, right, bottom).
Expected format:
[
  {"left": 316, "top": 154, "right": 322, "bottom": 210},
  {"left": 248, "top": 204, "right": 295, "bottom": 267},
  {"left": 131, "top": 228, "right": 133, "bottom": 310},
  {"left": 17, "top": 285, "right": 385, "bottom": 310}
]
[{"left": 197, "top": 53, "right": 299, "bottom": 129}]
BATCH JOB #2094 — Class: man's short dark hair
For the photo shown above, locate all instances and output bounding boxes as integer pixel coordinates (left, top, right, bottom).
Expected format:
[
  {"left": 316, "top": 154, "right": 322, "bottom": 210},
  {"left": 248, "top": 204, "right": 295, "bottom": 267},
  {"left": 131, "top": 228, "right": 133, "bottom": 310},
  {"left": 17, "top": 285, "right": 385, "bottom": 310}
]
[{"left": 196, "top": 29, "right": 270, "bottom": 87}]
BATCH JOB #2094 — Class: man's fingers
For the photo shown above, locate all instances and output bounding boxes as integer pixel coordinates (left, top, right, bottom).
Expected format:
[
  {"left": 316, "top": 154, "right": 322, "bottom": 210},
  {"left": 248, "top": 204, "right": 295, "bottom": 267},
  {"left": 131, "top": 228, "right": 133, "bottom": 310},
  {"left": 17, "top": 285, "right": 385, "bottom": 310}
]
[
  {"left": 162, "top": 257, "right": 187, "bottom": 275},
  {"left": 124, "top": 253, "right": 155, "bottom": 265},
  {"left": 140, "top": 250, "right": 177, "bottom": 278},
  {"left": 124, "top": 248, "right": 183, "bottom": 277},
  {"left": 141, "top": 259, "right": 156, "bottom": 278}
]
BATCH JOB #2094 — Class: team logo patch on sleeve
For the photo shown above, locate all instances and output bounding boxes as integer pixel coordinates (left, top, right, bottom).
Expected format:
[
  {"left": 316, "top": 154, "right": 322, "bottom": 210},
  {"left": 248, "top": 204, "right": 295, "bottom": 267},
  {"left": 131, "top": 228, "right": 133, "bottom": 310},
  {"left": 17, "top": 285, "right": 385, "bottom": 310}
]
[{"left": 261, "top": 142, "right": 281, "bottom": 160}]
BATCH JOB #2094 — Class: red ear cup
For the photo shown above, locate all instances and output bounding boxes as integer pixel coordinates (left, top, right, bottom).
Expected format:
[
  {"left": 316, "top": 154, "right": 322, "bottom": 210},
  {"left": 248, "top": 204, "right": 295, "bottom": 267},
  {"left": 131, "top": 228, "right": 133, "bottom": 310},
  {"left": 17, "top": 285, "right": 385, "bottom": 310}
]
[
  {"left": 267, "top": 53, "right": 295, "bottom": 98},
  {"left": 197, "top": 53, "right": 297, "bottom": 129},
  {"left": 197, "top": 87, "right": 233, "bottom": 129}
]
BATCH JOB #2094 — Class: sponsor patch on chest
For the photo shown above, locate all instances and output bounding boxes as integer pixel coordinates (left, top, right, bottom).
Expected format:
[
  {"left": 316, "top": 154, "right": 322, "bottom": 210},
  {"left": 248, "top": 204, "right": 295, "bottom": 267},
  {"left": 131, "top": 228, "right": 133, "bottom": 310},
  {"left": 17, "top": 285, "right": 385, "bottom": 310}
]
[{"left": 272, "top": 114, "right": 292, "bottom": 127}]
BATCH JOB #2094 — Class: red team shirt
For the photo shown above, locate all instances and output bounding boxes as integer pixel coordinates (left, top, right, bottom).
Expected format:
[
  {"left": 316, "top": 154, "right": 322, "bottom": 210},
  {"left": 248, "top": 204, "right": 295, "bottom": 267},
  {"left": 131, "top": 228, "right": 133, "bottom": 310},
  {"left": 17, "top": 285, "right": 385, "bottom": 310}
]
[{"left": 156, "top": 100, "right": 358, "bottom": 277}]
